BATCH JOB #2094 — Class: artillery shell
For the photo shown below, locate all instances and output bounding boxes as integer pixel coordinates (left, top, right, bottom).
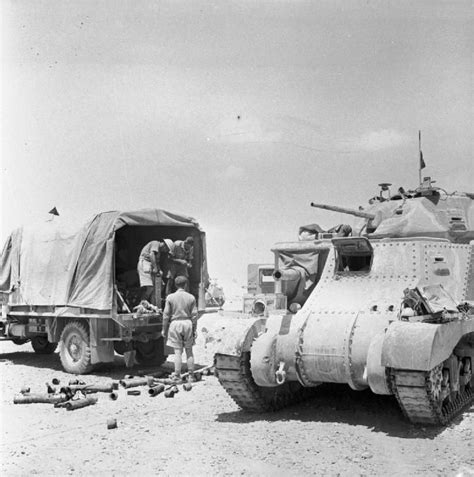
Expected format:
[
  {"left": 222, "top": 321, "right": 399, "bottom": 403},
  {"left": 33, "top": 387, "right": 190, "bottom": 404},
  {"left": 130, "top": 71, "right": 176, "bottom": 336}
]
[
  {"left": 14, "top": 393, "right": 68, "bottom": 404},
  {"left": 120, "top": 377, "right": 153, "bottom": 388},
  {"left": 164, "top": 389, "right": 175, "bottom": 398},
  {"left": 148, "top": 384, "right": 165, "bottom": 397},
  {"left": 127, "top": 390, "right": 141, "bottom": 396},
  {"left": 52, "top": 378, "right": 60, "bottom": 385},
  {"left": 63, "top": 383, "right": 114, "bottom": 394},
  {"left": 112, "top": 382, "right": 119, "bottom": 390},
  {"left": 65, "top": 396, "right": 98, "bottom": 411},
  {"left": 109, "top": 392, "right": 119, "bottom": 401},
  {"left": 183, "top": 383, "right": 192, "bottom": 392},
  {"left": 107, "top": 418, "right": 117, "bottom": 430},
  {"left": 151, "top": 378, "right": 182, "bottom": 386}
]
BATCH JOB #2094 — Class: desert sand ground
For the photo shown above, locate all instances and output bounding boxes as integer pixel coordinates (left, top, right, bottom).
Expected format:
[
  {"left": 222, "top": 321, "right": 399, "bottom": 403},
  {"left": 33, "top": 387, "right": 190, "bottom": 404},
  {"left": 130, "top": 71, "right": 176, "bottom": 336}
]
[{"left": 1, "top": 311, "right": 473, "bottom": 477}]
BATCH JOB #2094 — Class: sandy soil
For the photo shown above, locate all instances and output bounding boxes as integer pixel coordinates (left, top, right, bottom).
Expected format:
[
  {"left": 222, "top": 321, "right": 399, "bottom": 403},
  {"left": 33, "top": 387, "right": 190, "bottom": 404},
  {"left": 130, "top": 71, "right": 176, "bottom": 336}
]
[{"left": 1, "top": 315, "right": 473, "bottom": 477}]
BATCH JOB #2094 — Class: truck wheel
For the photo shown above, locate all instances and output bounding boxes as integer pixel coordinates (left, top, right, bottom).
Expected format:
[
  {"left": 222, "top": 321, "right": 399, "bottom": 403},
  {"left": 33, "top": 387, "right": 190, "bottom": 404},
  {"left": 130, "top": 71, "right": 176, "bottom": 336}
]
[
  {"left": 59, "top": 321, "right": 93, "bottom": 374},
  {"left": 114, "top": 341, "right": 132, "bottom": 356},
  {"left": 12, "top": 338, "right": 29, "bottom": 345},
  {"left": 135, "top": 337, "right": 165, "bottom": 366},
  {"left": 31, "top": 336, "right": 58, "bottom": 354}
]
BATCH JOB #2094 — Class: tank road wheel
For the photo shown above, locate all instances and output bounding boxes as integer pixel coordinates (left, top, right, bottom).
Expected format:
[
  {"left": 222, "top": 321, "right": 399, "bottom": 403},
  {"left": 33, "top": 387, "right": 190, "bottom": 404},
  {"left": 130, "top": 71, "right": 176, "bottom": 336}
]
[
  {"left": 59, "top": 321, "right": 93, "bottom": 374},
  {"left": 427, "top": 364, "right": 446, "bottom": 410},
  {"left": 461, "top": 357, "right": 472, "bottom": 389},
  {"left": 391, "top": 354, "right": 474, "bottom": 426},
  {"left": 31, "top": 336, "right": 58, "bottom": 354},
  {"left": 134, "top": 338, "right": 166, "bottom": 366}
]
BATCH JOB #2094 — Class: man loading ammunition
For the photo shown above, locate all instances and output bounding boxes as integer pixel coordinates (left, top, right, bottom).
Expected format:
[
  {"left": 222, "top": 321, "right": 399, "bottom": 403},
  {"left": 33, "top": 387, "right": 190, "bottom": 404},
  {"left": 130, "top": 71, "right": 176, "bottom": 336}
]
[
  {"left": 162, "top": 275, "right": 198, "bottom": 382},
  {"left": 165, "top": 236, "right": 194, "bottom": 295},
  {"left": 137, "top": 239, "right": 170, "bottom": 305}
]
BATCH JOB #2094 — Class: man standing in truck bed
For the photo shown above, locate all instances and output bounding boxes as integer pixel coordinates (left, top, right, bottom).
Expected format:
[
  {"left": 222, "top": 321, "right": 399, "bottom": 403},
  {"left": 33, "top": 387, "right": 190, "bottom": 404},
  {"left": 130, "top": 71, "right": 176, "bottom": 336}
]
[
  {"left": 165, "top": 236, "right": 194, "bottom": 295},
  {"left": 162, "top": 275, "right": 197, "bottom": 382},
  {"left": 137, "top": 239, "right": 170, "bottom": 305}
]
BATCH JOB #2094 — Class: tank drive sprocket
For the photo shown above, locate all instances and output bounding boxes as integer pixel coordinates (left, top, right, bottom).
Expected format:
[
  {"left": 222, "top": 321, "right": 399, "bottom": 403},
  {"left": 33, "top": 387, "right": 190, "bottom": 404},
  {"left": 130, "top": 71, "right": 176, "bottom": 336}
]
[{"left": 390, "top": 355, "right": 473, "bottom": 425}]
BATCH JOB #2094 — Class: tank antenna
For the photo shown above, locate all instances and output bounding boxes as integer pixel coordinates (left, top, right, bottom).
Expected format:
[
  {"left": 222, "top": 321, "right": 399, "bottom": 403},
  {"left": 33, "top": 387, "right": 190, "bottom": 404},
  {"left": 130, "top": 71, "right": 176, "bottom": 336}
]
[{"left": 418, "top": 130, "right": 426, "bottom": 186}]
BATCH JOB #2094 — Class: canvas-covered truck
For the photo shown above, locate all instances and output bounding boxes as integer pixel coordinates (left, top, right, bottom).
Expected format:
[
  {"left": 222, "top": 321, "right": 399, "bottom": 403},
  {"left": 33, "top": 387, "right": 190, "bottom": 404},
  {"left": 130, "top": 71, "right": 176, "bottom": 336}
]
[{"left": 0, "top": 209, "right": 209, "bottom": 374}]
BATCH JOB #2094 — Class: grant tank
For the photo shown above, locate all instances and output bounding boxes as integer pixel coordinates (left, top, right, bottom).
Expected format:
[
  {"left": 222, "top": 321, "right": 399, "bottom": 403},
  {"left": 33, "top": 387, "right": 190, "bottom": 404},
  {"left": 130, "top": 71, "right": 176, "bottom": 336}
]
[{"left": 214, "top": 179, "right": 474, "bottom": 425}]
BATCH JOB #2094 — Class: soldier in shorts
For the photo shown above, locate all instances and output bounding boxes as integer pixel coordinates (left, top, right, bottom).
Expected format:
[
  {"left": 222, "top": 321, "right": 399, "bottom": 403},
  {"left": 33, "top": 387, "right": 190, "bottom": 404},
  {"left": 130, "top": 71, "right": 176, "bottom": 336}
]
[
  {"left": 162, "top": 275, "right": 197, "bottom": 382},
  {"left": 137, "top": 239, "right": 170, "bottom": 304},
  {"left": 165, "top": 236, "right": 194, "bottom": 296}
]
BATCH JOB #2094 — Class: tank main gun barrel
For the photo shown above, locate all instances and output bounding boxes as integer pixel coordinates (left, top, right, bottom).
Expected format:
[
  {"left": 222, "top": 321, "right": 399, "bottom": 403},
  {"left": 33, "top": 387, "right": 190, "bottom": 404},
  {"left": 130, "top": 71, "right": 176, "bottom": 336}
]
[{"left": 310, "top": 202, "right": 376, "bottom": 220}]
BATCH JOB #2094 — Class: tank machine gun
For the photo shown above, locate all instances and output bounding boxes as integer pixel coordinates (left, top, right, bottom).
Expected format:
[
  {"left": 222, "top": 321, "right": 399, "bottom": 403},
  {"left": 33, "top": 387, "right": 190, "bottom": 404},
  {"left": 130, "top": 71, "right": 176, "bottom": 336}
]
[{"left": 214, "top": 178, "right": 474, "bottom": 425}]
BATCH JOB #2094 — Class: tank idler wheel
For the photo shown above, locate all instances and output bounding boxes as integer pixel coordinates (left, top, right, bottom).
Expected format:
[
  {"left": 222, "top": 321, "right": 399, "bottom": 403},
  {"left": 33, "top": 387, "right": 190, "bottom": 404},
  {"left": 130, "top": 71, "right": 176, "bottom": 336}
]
[
  {"left": 59, "top": 321, "right": 93, "bottom": 374},
  {"left": 31, "top": 336, "right": 58, "bottom": 354},
  {"left": 134, "top": 337, "right": 166, "bottom": 366}
]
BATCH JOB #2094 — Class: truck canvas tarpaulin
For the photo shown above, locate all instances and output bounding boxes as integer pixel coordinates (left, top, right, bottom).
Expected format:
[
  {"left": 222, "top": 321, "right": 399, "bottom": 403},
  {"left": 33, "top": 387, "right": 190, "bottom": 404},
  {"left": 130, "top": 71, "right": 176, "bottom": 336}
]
[{"left": 0, "top": 208, "right": 208, "bottom": 310}]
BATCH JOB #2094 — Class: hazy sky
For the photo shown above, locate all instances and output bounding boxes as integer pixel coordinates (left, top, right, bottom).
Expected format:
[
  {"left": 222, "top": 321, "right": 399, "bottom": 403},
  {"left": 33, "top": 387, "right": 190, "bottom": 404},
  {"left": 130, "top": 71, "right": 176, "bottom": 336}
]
[{"left": 1, "top": 0, "right": 473, "bottom": 295}]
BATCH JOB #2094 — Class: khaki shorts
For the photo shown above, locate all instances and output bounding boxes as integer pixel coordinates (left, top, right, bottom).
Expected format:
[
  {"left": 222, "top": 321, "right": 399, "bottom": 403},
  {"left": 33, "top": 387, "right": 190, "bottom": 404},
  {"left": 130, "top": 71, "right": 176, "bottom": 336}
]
[
  {"left": 166, "top": 320, "right": 194, "bottom": 349},
  {"left": 137, "top": 259, "right": 153, "bottom": 287}
]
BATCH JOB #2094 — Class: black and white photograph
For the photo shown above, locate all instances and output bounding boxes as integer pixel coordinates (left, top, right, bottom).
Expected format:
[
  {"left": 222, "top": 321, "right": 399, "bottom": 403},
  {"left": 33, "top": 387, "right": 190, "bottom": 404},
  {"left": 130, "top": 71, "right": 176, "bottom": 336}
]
[{"left": 1, "top": 1, "right": 473, "bottom": 475}]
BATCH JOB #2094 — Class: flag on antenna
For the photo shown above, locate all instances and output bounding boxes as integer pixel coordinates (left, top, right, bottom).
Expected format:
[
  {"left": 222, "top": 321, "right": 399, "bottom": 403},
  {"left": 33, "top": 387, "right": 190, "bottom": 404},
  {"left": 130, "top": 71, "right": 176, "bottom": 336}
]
[
  {"left": 418, "top": 130, "right": 426, "bottom": 170},
  {"left": 48, "top": 207, "right": 59, "bottom": 216},
  {"left": 420, "top": 150, "right": 426, "bottom": 169}
]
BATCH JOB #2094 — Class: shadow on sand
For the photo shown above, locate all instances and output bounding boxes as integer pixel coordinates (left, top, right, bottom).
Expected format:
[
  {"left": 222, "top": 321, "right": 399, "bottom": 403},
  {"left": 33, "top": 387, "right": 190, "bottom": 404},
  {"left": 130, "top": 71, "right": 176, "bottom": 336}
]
[
  {"left": 0, "top": 344, "right": 208, "bottom": 380},
  {"left": 216, "top": 382, "right": 469, "bottom": 439}
]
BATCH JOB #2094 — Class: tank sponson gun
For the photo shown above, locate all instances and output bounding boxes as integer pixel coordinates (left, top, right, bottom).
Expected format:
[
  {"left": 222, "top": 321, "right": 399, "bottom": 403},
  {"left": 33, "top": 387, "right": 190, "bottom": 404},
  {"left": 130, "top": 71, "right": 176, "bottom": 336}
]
[
  {"left": 273, "top": 269, "right": 300, "bottom": 282},
  {"left": 310, "top": 202, "right": 376, "bottom": 220}
]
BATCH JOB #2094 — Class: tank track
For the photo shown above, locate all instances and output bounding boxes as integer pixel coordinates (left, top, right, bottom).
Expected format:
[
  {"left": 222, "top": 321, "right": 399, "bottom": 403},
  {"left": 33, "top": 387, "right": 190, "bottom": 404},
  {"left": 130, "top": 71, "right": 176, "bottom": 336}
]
[
  {"left": 215, "top": 351, "right": 316, "bottom": 412},
  {"left": 390, "top": 367, "right": 473, "bottom": 425}
]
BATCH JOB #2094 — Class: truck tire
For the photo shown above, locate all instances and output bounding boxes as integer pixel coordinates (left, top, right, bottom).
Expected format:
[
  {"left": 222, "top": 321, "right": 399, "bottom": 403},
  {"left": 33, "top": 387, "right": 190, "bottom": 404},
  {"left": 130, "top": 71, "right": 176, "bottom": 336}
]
[
  {"left": 114, "top": 341, "right": 132, "bottom": 356},
  {"left": 31, "top": 336, "right": 58, "bottom": 354},
  {"left": 59, "top": 321, "right": 93, "bottom": 374},
  {"left": 135, "top": 337, "right": 166, "bottom": 366},
  {"left": 12, "top": 338, "right": 29, "bottom": 345}
]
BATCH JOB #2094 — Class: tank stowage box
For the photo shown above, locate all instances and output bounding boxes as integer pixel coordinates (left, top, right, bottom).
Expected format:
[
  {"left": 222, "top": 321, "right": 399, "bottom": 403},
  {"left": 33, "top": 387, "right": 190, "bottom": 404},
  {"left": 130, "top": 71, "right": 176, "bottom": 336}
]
[{"left": 214, "top": 180, "right": 474, "bottom": 425}]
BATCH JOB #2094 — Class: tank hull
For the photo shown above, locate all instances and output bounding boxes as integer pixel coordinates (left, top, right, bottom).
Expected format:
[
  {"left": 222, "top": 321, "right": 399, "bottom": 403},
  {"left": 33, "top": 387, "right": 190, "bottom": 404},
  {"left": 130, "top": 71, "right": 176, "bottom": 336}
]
[{"left": 215, "top": 237, "right": 474, "bottom": 425}]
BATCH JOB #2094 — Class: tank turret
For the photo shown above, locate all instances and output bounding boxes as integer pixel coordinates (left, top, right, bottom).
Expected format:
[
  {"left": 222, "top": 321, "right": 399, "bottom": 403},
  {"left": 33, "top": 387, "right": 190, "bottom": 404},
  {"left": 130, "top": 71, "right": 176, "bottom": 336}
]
[{"left": 313, "top": 180, "right": 474, "bottom": 242}]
